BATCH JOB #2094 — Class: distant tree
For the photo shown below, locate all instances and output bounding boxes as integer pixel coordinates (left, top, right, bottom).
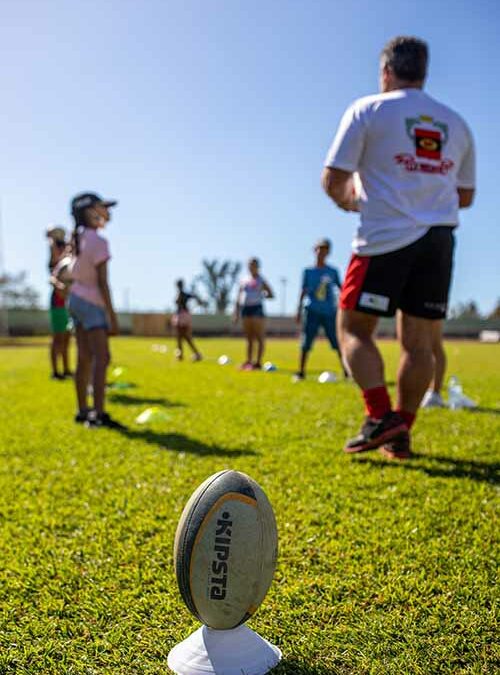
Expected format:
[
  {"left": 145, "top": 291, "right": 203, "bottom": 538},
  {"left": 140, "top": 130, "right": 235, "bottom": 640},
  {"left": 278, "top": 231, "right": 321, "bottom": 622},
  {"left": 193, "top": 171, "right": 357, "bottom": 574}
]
[
  {"left": 449, "top": 300, "right": 482, "bottom": 319},
  {"left": 0, "top": 271, "right": 40, "bottom": 309},
  {"left": 488, "top": 298, "right": 500, "bottom": 319},
  {"left": 195, "top": 259, "right": 242, "bottom": 314}
]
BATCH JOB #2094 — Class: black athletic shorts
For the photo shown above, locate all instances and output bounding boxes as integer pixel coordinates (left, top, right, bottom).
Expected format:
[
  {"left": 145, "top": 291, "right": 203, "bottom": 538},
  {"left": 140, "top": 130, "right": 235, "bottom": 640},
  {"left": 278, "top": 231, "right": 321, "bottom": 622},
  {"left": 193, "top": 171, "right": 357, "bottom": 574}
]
[{"left": 339, "top": 226, "right": 455, "bottom": 320}]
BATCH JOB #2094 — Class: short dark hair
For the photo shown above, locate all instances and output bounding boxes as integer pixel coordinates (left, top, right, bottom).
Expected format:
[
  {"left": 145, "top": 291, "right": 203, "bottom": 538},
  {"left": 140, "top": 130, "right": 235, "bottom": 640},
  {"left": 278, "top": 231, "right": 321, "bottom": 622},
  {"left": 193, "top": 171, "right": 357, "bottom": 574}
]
[{"left": 381, "top": 36, "right": 428, "bottom": 82}]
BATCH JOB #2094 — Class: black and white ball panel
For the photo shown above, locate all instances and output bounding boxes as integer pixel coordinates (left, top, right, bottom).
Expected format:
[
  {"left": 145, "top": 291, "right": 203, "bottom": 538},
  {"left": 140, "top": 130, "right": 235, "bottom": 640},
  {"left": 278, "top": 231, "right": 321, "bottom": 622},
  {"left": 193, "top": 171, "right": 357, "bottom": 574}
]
[{"left": 174, "top": 470, "right": 278, "bottom": 630}]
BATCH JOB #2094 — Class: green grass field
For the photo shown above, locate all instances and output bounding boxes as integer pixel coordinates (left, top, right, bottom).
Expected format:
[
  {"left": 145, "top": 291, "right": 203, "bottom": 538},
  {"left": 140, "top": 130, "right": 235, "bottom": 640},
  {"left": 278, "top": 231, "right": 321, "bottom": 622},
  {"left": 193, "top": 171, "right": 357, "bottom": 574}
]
[{"left": 0, "top": 337, "right": 498, "bottom": 674}]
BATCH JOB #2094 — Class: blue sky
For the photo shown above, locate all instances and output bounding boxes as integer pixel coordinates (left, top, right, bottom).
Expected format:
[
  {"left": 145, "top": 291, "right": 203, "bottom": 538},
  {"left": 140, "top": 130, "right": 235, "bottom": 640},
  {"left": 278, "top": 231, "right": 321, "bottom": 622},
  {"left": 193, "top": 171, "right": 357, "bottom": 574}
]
[{"left": 1, "top": 0, "right": 498, "bottom": 314}]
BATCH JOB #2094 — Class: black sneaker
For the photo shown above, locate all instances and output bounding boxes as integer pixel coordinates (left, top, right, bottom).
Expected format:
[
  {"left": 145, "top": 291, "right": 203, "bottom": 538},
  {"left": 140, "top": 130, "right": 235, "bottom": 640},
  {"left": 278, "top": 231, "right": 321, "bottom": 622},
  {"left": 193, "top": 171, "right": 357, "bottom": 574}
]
[
  {"left": 51, "top": 373, "right": 65, "bottom": 381},
  {"left": 292, "top": 372, "right": 305, "bottom": 382},
  {"left": 74, "top": 409, "right": 91, "bottom": 424},
  {"left": 85, "top": 412, "right": 128, "bottom": 430},
  {"left": 344, "top": 411, "right": 408, "bottom": 454},
  {"left": 379, "top": 434, "right": 413, "bottom": 460}
]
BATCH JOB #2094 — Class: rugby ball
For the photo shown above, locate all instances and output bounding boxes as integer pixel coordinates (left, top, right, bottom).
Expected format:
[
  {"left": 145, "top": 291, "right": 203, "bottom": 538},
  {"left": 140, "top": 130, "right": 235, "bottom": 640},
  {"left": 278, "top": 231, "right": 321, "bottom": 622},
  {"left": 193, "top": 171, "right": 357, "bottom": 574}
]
[{"left": 174, "top": 470, "right": 278, "bottom": 630}]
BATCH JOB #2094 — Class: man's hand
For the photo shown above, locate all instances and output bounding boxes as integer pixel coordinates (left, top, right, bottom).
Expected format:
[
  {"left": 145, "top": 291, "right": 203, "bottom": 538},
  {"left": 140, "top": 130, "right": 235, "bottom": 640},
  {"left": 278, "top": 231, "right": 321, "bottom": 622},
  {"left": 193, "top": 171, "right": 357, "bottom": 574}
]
[{"left": 321, "top": 167, "right": 360, "bottom": 212}]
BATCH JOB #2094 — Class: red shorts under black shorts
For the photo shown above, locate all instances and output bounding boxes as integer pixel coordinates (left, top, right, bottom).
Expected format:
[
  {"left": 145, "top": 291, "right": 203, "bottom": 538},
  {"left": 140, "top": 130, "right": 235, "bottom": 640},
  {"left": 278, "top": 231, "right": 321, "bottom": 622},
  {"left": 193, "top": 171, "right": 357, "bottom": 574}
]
[{"left": 339, "top": 226, "right": 455, "bottom": 320}]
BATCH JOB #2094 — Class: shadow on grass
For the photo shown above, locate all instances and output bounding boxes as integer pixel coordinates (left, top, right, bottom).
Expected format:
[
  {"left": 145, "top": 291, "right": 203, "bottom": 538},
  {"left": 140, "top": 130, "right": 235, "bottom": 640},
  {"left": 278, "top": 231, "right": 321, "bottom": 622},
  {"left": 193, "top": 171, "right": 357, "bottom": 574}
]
[
  {"left": 464, "top": 406, "right": 500, "bottom": 416},
  {"left": 108, "top": 393, "right": 186, "bottom": 408},
  {"left": 117, "top": 428, "right": 258, "bottom": 457},
  {"left": 273, "top": 660, "right": 334, "bottom": 674},
  {"left": 357, "top": 453, "right": 499, "bottom": 486}
]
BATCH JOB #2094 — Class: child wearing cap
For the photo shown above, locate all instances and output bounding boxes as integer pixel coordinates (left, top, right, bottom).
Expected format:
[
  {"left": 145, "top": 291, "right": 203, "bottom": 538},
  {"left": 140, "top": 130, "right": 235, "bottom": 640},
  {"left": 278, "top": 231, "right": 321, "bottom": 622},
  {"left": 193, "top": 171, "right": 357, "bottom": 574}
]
[
  {"left": 294, "top": 239, "right": 347, "bottom": 380},
  {"left": 234, "top": 258, "right": 274, "bottom": 370},
  {"left": 68, "top": 193, "right": 125, "bottom": 429},
  {"left": 46, "top": 226, "right": 72, "bottom": 380}
]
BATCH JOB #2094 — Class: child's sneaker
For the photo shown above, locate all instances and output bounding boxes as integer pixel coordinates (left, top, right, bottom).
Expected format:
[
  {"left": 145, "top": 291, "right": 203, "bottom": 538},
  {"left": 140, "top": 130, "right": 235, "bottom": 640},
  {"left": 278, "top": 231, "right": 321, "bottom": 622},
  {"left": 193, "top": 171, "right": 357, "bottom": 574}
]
[{"left": 85, "top": 411, "right": 127, "bottom": 430}]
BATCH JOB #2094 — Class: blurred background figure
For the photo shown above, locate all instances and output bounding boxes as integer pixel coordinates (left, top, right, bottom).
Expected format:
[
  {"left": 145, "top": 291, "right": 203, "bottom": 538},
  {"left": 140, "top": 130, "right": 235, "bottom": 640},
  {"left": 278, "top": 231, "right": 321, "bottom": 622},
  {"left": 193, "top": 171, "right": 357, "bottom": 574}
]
[
  {"left": 46, "top": 226, "right": 72, "bottom": 380},
  {"left": 294, "top": 238, "right": 347, "bottom": 381},
  {"left": 172, "top": 279, "right": 206, "bottom": 361},
  {"left": 234, "top": 257, "right": 274, "bottom": 370}
]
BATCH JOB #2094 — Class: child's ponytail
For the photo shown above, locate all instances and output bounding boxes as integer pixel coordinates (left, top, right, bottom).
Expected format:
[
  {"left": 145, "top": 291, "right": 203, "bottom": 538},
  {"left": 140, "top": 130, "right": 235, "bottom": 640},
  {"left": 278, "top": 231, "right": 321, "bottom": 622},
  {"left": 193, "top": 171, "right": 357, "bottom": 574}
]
[{"left": 72, "top": 212, "right": 86, "bottom": 256}]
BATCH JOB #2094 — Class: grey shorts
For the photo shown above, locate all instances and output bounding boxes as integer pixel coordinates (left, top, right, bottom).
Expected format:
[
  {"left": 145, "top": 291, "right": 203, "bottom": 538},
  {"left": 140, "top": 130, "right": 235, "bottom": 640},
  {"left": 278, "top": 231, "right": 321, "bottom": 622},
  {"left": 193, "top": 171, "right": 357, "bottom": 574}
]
[{"left": 69, "top": 294, "right": 108, "bottom": 331}]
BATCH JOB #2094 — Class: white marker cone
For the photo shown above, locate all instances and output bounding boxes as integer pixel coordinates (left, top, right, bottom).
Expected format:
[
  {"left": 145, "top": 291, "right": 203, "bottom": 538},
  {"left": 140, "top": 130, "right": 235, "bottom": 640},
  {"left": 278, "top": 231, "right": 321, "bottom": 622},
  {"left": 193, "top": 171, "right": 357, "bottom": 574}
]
[
  {"left": 168, "top": 624, "right": 281, "bottom": 675},
  {"left": 135, "top": 407, "right": 170, "bottom": 424},
  {"left": 318, "top": 371, "right": 336, "bottom": 384}
]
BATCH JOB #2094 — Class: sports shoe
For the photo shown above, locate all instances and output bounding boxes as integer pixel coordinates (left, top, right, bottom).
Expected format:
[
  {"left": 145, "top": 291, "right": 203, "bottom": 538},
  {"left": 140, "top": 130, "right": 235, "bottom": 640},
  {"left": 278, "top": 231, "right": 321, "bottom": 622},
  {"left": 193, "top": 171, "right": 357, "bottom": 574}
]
[
  {"left": 343, "top": 411, "right": 408, "bottom": 454},
  {"left": 239, "top": 362, "right": 253, "bottom": 371},
  {"left": 74, "top": 409, "right": 90, "bottom": 424},
  {"left": 192, "top": 353, "right": 202, "bottom": 362},
  {"left": 252, "top": 363, "right": 262, "bottom": 370},
  {"left": 85, "top": 412, "right": 127, "bottom": 430},
  {"left": 379, "top": 433, "right": 413, "bottom": 460},
  {"left": 51, "top": 373, "right": 65, "bottom": 381},
  {"left": 292, "top": 372, "right": 305, "bottom": 383},
  {"left": 421, "top": 390, "right": 446, "bottom": 408}
]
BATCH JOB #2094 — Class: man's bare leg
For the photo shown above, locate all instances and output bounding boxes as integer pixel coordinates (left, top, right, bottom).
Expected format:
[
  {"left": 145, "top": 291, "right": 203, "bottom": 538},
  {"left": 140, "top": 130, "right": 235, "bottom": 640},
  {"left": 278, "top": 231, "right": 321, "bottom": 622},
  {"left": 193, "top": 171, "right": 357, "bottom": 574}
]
[
  {"left": 396, "top": 312, "right": 435, "bottom": 418},
  {"left": 337, "top": 309, "right": 383, "bottom": 389},
  {"left": 431, "top": 321, "right": 446, "bottom": 393},
  {"left": 338, "top": 308, "right": 407, "bottom": 453}
]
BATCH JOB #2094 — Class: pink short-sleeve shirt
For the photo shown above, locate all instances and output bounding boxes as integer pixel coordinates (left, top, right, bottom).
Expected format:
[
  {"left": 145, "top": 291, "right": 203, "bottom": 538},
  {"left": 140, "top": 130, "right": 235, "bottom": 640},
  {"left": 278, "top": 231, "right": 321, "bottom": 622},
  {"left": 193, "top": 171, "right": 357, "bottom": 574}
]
[{"left": 71, "top": 228, "right": 111, "bottom": 307}]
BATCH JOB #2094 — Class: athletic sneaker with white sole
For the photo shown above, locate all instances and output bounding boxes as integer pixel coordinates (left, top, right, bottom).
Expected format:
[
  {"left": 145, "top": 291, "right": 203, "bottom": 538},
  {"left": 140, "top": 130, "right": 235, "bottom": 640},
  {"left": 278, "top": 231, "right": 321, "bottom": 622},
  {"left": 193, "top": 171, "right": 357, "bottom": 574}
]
[{"left": 344, "top": 411, "right": 408, "bottom": 454}]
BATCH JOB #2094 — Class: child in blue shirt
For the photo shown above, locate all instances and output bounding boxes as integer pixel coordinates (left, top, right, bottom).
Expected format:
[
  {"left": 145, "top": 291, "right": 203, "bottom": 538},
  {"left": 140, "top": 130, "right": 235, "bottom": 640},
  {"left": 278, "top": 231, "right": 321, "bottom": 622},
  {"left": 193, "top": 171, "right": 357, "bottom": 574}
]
[{"left": 295, "top": 238, "right": 347, "bottom": 380}]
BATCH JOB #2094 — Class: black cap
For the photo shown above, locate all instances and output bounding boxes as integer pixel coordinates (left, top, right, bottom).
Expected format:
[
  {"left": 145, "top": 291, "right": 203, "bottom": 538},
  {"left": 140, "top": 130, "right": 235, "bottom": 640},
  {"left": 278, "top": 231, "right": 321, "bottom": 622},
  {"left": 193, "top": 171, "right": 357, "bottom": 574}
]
[{"left": 71, "top": 192, "right": 117, "bottom": 216}]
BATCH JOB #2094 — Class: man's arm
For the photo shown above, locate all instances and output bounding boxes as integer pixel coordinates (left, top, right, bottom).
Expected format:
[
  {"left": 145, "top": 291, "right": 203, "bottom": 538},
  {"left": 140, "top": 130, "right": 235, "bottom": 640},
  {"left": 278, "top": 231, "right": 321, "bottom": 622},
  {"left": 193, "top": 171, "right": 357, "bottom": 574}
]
[
  {"left": 458, "top": 188, "right": 475, "bottom": 208},
  {"left": 321, "top": 167, "right": 360, "bottom": 212}
]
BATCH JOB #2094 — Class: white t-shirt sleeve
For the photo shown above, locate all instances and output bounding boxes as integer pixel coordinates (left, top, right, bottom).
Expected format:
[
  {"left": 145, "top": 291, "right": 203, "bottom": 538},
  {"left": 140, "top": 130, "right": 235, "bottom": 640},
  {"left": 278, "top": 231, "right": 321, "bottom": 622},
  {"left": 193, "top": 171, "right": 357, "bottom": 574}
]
[
  {"left": 324, "top": 102, "right": 367, "bottom": 172},
  {"left": 456, "top": 126, "right": 476, "bottom": 189}
]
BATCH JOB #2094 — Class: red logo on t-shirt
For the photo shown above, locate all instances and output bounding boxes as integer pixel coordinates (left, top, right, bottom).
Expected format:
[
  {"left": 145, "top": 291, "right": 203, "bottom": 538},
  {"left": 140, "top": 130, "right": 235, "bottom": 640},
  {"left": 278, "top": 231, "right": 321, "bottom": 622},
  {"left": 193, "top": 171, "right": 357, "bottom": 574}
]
[{"left": 414, "top": 128, "right": 442, "bottom": 160}]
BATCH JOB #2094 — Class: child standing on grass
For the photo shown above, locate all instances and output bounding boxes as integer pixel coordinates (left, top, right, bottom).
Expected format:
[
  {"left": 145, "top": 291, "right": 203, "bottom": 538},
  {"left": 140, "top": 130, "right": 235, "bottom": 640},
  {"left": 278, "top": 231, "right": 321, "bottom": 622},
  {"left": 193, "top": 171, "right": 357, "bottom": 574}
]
[
  {"left": 294, "top": 238, "right": 347, "bottom": 381},
  {"left": 172, "top": 279, "right": 205, "bottom": 361},
  {"left": 234, "top": 258, "right": 274, "bottom": 370},
  {"left": 68, "top": 193, "right": 125, "bottom": 429},
  {"left": 46, "top": 226, "right": 72, "bottom": 380}
]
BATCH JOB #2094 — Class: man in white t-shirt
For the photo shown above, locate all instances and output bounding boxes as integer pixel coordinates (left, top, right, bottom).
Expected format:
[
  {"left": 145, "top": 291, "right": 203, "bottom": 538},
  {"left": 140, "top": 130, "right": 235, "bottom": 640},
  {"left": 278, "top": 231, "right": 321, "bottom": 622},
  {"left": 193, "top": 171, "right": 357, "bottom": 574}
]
[{"left": 322, "top": 36, "right": 475, "bottom": 459}]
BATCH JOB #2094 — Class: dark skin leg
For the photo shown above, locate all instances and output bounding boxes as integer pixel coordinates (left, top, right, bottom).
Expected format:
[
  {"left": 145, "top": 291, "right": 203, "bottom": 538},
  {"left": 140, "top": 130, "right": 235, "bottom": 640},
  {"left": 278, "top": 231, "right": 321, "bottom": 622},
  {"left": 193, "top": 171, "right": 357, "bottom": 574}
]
[
  {"left": 62, "top": 331, "right": 71, "bottom": 373},
  {"left": 176, "top": 329, "right": 184, "bottom": 360},
  {"left": 255, "top": 319, "right": 265, "bottom": 366},
  {"left": 179, "top": 326, "right": 201, "bottom": 357},
  {"left": 299, "top": 349, "right": 309, "bottom": 376},
  {"left": 75, "top": 326, "right": 91, "bottom": 412},
  {"left": 243, "top": 317, "right": 254, "bottom": 364},
  {"left": 50, "top": 334, "right": 61, "bottom": 375},
  {"left": 87, "top": 328, "right": 110, "bottom": 416}
]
